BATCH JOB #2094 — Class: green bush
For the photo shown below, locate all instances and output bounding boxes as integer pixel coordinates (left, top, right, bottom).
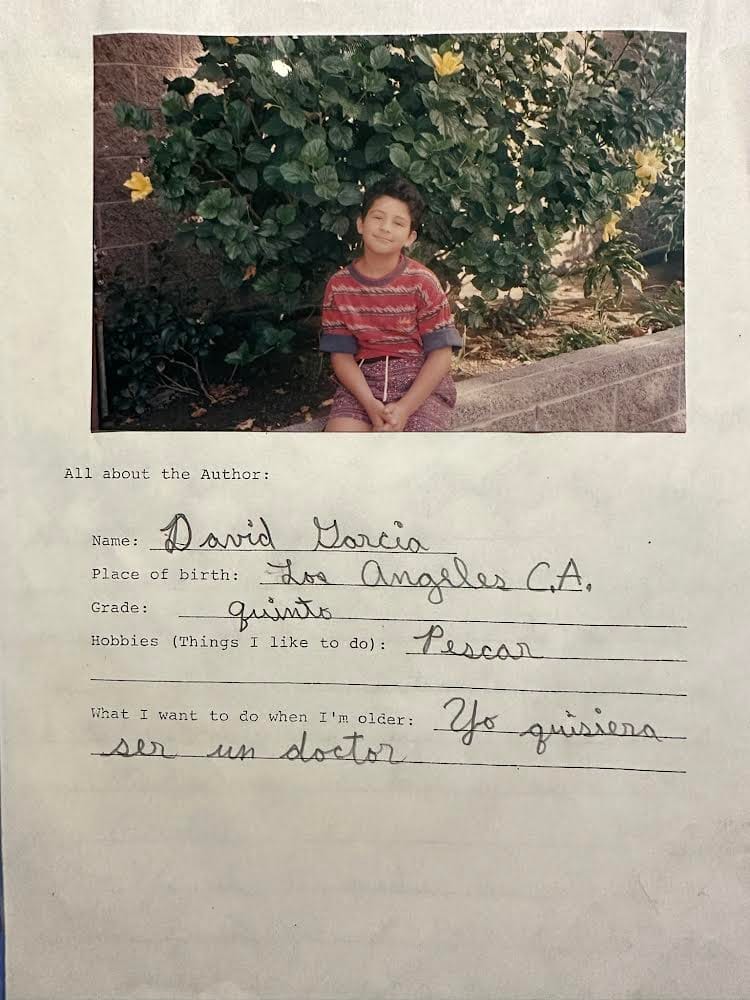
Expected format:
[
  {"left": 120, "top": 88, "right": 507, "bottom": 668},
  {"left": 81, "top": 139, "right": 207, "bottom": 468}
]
[{"left": 115, "top": 31, "right": 685, "bottom": 344}]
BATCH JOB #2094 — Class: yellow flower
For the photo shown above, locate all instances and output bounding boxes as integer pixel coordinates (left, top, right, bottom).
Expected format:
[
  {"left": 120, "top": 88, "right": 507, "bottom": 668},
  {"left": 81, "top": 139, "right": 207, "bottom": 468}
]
[
  {"left": 624, "top": 184, "right": 649, "bottom": 210},
  {"left": 123, "top": 171, "right": 153, "bottom": 202},
  {"left": 634, "top": 148, "right": 666, "bottom": 186},
  {"left": 431, "top": 50, "right": 464, "bottom": 77},
  {"left": 601, "top": 212, "right": 622, "bottom": 242},
  {"left": 225, "top": 37, "right": 240, "bottom": 45}
]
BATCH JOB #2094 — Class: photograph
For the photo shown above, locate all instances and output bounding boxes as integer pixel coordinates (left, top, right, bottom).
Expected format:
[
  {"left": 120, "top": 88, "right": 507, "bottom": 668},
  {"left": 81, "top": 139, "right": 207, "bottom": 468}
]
[{"left": 92, "top": 31, "right": 686, "bottom": 433}]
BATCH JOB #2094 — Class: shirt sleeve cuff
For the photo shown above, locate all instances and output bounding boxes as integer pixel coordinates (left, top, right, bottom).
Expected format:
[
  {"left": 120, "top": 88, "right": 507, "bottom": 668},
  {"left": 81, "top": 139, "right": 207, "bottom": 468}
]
[
  {"left": 320, "top": 333, "right": 358, "bottom": 354},
  {"left": 422, "top": 324, "right": 463, "bottom": 353}
]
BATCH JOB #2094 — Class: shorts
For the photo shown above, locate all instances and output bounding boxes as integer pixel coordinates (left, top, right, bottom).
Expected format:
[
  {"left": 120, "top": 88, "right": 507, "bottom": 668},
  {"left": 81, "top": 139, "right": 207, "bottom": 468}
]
[{"left": 327, "top": 354, "right": 457, "bottom": 432}]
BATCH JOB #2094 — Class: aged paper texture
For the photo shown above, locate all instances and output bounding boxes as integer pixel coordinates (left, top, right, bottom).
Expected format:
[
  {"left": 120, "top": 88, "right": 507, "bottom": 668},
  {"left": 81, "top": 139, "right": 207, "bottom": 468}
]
[{"left": 2, "top": 2, "right": 749, "bottom": 998}]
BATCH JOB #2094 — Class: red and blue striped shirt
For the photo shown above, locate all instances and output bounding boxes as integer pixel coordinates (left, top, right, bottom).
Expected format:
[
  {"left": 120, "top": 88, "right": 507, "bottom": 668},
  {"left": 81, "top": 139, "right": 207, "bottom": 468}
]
[{"left": 319, "top": 253, "right": 462, "bottom": 361}]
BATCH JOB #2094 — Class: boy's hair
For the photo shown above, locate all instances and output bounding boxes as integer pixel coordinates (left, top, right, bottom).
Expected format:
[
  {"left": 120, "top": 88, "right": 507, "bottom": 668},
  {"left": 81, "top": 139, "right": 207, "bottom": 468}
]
[{"left": 360, "top": 176, "right": 426, "bottom": 234}]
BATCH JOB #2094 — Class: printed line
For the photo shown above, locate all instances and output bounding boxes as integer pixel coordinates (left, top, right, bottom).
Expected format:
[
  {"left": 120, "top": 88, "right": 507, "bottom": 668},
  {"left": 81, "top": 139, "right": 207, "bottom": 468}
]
[
  {"left": 432, "top": 728, "right": 688, "bottom": 740},
  {"left": 148, "top": 547, "right": 458, "bottom": 555},
  {"left": 177, "top": 613, "right": 687, "bottom": 629},
  {"left": 89, "top": 753, "right": 686, "bottom": 774},
  {"left": 90, "top": 678, "right": 687, "bottom": 697},
  {"left": 260, "top": 583, "right": 584, "bottom": 592},
  {"left": 407, "top": 653, "right": 687, "bottom": 663}
]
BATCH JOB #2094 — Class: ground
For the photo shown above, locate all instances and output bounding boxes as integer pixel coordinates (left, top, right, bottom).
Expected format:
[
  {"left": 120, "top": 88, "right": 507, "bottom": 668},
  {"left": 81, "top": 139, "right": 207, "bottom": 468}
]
[{"left": 100, "top": 255, "right": 683, "bottom": 433}]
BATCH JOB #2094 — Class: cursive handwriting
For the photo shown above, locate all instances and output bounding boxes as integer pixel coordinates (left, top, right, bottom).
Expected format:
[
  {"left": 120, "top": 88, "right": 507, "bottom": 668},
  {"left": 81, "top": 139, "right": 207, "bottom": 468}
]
[
  {"left": 103, "top": 737, "right": 177, "bottom": 758},
  {"left": 313, "top": 516, "right": 428, "bottom": 553},
  {"left": 520, "top": 709, "right": 661, "bottom": 755},
  {"left": 360, "top": 556, "right": 506, "bottom": 605},
  {"left": 280, "top": 730, "right": 404, "bottom": 764},
  {"left": 160, "top": 513, "right": 276, "bottom": 553},
  {"left": 228, "top": 596, "right": 333, "bottom": 632},
  {"left": 443, "top": 697, "right": 499, "bottom": 747},
  {"left": 414, "top": 623, "right": 537, "bottom": 661}
]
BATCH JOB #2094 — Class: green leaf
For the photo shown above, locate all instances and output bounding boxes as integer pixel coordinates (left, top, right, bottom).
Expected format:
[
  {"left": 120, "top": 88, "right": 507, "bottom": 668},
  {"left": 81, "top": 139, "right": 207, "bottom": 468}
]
[
  {"left": 300, "top": 138, "right": 329, "bottom": 168},
  {"left": 329, "top": 122, "right": 354, "bottom": 149},
  {"left": 244, "top": 139, "right": 271, "bottom": 163},
  {"left": 236, "top": 166, "right": 258, "bottom": 191},
  {"left": 393, "top": 124, "right": 415, "bottom": 143},
  {"left": 313, "top": 164, "right": 340, "bottom": 200},
  {"left": 113, "top": 101, "right": 153, "bottom": 132},
  {"left": 250, "top": 75, "right": 276, "bottom": 101},
  {"left": 321, "top": 55, "right": 348, "bottom": 74},
  {"left": 202, "top": 128, "right": 233, "bottom": 151},
  {"left": 167, "top": 76, "right": 195, "bottom": 96},
  {"left": 226, "top": 101, "right": 252, "bottom": 140},
  {"left": 363, "top": 70, "right": 387, "bottom": 93},
  {"left": 413, "top": 42, "right": 436, "bottom": 67},
  {"left": 160, "top": 91, "right": 188, "bottom": 119},
  {"left": 337, "top": 183, "right": 362, "bottom": 206},
  {"left": 408, "top": 160, "right": 432, "bottom": 183},
  {"left": 389, "top": 144, "right": 411, "bottom": 170},
  {"left": 277, "top": 204, "right": 297, "bottom": 224},
  {"left": 280, "top": 103, "right": 308, "bottom": 129},
  {"left": 365, "top": 133, "right": 389, "bottom": 163},
  {"left": 333, "top": 215, "right": 351, "bottom": 237},
  {"left": 235, "top": 53, "right": 261, "bottom": 74},
  {"left": 279, "top": 161, "right": 312, "bottom": 185},
  {"left": 370, "top": 45, "right": 391, "bottom": 70},
  {"left": 197, "top": 188, "right": 233, "bottom": 219},
  {"left": 274, "top": 36, "right": 295, "bottom": 56}
]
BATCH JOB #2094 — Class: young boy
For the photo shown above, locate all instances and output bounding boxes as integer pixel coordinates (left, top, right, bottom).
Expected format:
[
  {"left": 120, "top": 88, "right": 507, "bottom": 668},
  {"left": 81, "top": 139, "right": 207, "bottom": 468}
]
[{"left": 320, "top": 176, "right": 461, "bottom": 432}]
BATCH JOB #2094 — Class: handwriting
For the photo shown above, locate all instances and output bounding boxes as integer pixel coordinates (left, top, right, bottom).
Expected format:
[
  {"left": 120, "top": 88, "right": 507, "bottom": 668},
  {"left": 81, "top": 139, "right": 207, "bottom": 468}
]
[
  {"left": 207, "top": 743, "right": 255, "bottom": 759},
  {"left": 360, "top": 556, "right": 506, "bottom": 605},
  {"left": 279, "top": 730, "right": 404, "bottom": 764},
  {"left": 313, "top": 516, "right": 428, "bottom": 553},
  {"left": 228, "top": 596, "right": 333, "bottom": 632},
  {"left": 160, "top": 513, "right": 276, "bottom": 553},
  {"left": 443, "top": 697, "right": 499, "bottom": 747},
  {"left": 414, "top": 623, "right": 537, "bottom": 660},
  {"left": 266, "top": 558, "right": 328, "bottom": 586},
  {"left": 103, "top": 737, "right": 177, "bottom": 758},
  {"left": 520, "top": 709, "right": 661, "bottom": 755}
]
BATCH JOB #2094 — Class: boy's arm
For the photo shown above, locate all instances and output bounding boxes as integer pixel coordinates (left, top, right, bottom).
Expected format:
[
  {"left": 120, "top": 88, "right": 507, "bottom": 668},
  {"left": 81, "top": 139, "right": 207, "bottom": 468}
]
[
  {"left": 330, "top": 353, "right": 388, "bottom": 430},
  {"left": 383, "top": 348, "right": 452, "bottom": 431}
]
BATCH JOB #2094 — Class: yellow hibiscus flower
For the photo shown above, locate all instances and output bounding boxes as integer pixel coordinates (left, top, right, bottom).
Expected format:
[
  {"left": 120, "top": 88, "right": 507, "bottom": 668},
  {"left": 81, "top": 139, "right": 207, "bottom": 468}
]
[
  {"left": 601, "top": 212, "right": 622, "bottom": 242},
  {"left": 431, "top": 50, "right": 464, "bottom": 77},
  {"left": 225, "top": 37, "right": 240, "bottom": 45},
  {"left": 624, "top": 184, "right": 649, "bottom": 210},
  {"left": 123, "top": 171, "right": 153, "bottom": 202},
  {"left": 634, "top": 149, "right": 666, "bottom": 186}
]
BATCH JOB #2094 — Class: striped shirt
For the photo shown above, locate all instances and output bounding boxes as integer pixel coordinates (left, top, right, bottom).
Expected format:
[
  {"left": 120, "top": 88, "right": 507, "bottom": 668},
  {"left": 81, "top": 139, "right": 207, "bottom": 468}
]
[{"left": 319, "top": 253, "right": 462, "bottom": 361}]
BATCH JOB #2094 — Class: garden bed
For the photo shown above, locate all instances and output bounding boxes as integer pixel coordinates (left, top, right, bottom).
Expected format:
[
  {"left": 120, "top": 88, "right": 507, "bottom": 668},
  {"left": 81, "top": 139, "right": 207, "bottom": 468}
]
[{"left": 100, "top": 253, "right": 682, "bottom": 433}]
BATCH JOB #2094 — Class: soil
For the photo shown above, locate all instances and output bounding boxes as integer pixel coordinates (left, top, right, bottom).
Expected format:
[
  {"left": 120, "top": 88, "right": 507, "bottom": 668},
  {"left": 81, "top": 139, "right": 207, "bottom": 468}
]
[{"left": 100, "top": 253, "right": 683, "bottom": 433}]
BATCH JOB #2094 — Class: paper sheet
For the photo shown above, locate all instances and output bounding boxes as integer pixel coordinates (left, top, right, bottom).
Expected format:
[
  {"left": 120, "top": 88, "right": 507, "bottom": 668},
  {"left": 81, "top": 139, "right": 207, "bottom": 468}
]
[{"left": 2, "top": 3, "right": 749, "bottom": 998}]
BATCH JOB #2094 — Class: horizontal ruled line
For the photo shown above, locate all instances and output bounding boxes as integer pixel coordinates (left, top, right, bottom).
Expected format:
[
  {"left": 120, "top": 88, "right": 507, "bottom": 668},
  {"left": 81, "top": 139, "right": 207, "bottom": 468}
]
[
  {"left": 176, "top": 614, "right": 687, "bottom": 629},
  {"left": 407, "top": 653, "right": 687, "bottom": 663},
  {"left": 90, "top": 678, "right": 687, "bottom": 697},
  {"left": 260, "top": 583, "right": 584, "bottom": 592},
  {"left": 431, "top": 727, "right": 687, "bottom": 740},
  {"left": 90, "top": 753, "right": 686, "bottom": 774},
  {"left": 148, "top": 547, "right": 458, "bottom": 555}
]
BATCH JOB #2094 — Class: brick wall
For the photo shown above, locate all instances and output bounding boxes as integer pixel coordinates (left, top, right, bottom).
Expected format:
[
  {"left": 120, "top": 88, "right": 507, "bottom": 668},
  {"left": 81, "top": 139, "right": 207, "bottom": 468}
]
[
  {"left": 93, "top": 33, "right": 219, "bottom": 291},
  {"left": 279, "top": 326, "right": 686, "bottom": 432}
]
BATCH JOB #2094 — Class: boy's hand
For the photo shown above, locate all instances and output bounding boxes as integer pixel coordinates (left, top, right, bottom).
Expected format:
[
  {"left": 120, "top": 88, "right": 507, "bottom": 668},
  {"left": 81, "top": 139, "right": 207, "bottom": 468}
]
[
  {"left": 382, "top": 400, "right": 411, "bottom": 432},
  {"left": 365, "top": 399, "right": 389, "bottom": 431}
]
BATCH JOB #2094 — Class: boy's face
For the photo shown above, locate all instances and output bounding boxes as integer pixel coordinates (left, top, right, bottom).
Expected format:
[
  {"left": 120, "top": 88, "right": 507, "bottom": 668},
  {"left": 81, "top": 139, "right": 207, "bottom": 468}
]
[{"left": 356, "top": 195, "right": 417, "bottom": 255}]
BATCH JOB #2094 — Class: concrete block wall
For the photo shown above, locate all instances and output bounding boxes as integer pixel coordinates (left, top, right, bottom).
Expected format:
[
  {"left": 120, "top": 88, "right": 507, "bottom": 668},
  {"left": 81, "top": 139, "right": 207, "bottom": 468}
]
[
  {"left": 93, "top": 33, "right": 222, "bottom": 292},
  {"left": 279, "top": 326, "right": 685, "bottom": 433}
]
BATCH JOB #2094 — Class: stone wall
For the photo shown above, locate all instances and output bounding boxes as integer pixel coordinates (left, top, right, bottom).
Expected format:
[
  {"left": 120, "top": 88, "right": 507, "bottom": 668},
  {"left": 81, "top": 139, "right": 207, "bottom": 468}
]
[
  {"left": 93, "top": 33, "right": 216, "bottom": 290},
  {"left": 279, "top": 326, "right": 685, "bottom": 433}
]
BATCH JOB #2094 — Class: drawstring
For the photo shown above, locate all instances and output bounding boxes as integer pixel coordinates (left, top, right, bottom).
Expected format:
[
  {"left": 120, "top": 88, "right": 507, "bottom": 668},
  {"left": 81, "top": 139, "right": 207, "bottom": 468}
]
[{"left": 359, "top": 356, "right": 390, "bottom": 403}]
